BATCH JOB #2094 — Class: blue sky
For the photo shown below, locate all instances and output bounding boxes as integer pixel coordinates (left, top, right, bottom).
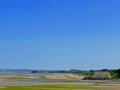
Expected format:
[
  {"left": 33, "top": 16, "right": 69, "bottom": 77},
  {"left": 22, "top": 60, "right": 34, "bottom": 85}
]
[{"left": 0, "top": 0, "right": 120, "bottom": 70}]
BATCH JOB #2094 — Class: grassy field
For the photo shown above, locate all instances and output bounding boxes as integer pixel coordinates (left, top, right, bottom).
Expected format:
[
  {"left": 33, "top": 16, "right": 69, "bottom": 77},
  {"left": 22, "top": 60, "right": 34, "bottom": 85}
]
[
  {"left": 7, "top": 77, "right": 29, "bottom": 80},
  {"left": 0, "top": 84, "right": 120, "bottom": 90},
  {"left": 0, "top": 84, "right": 97, "bottom": 90}
]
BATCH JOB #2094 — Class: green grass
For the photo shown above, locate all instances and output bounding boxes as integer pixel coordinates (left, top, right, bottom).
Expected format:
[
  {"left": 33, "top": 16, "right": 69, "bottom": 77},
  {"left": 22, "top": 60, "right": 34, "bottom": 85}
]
[
  {"left": 7, "top": 77, "right": 29, "bottom": 80},
  {"left": 0, "top": 84, "right": 97, "bottom": 90}
]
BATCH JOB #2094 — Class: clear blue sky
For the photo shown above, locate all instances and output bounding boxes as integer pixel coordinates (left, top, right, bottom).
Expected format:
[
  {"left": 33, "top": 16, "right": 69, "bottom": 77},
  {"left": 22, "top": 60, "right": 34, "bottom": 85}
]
[{"left": 0, "top": 0, "right": 120, "bottom": 70}]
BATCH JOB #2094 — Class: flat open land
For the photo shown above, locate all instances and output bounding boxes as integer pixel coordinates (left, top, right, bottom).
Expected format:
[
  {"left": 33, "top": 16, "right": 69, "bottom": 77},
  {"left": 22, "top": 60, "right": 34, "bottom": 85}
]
[
  {"left": 0, "top": 73, "right": 120, "bottom": 90},
  {"left": 0, "top": 84, "right": 120, "bottom": 90}
]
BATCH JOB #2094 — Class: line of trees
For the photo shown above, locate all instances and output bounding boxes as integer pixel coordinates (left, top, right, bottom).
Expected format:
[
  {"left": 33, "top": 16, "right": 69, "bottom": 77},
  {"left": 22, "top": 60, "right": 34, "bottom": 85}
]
[{"left": 111, "top": 69, "right": 120, "bottom": 78}]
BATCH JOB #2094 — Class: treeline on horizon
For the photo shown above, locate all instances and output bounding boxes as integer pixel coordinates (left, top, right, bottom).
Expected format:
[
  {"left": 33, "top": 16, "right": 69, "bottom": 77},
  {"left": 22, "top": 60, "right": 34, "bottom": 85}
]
[
  {"left": 0, "top": 68, "right": 120, "bottom": 78},
  {"left": 41, "top": 69, "right": 120, "bottom": 79}
]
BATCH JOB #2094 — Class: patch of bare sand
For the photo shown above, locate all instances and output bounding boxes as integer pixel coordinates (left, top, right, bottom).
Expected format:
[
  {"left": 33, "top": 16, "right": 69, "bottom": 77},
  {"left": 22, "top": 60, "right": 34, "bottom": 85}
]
[{"left": 44, "top": 74, "right": 84, "bottom": 80}]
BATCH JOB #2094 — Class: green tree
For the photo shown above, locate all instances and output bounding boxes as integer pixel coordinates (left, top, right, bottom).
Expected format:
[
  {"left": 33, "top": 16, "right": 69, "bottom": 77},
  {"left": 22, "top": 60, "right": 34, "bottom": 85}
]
[
  {"left": 111, "top": 69, "right": 120, "bottom": 78},
  {"left": 115, "top": 69, "right": 120, "bottom": 78}
]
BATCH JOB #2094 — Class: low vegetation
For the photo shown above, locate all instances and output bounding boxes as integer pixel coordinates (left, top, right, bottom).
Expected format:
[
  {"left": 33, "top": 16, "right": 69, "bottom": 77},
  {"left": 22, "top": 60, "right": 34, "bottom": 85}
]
[
  {"left": 7, "top": 77, "right": 29, "bottom": 80},
  {"left": 0, "top": 84, "right": 97, "bottom": 90}
]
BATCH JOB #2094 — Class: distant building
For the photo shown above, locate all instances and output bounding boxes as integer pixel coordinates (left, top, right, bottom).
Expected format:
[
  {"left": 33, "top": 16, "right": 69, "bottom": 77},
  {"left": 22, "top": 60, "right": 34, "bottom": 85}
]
[{"left": 94, "top": 71, "right": 111, "bottom": 78}]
